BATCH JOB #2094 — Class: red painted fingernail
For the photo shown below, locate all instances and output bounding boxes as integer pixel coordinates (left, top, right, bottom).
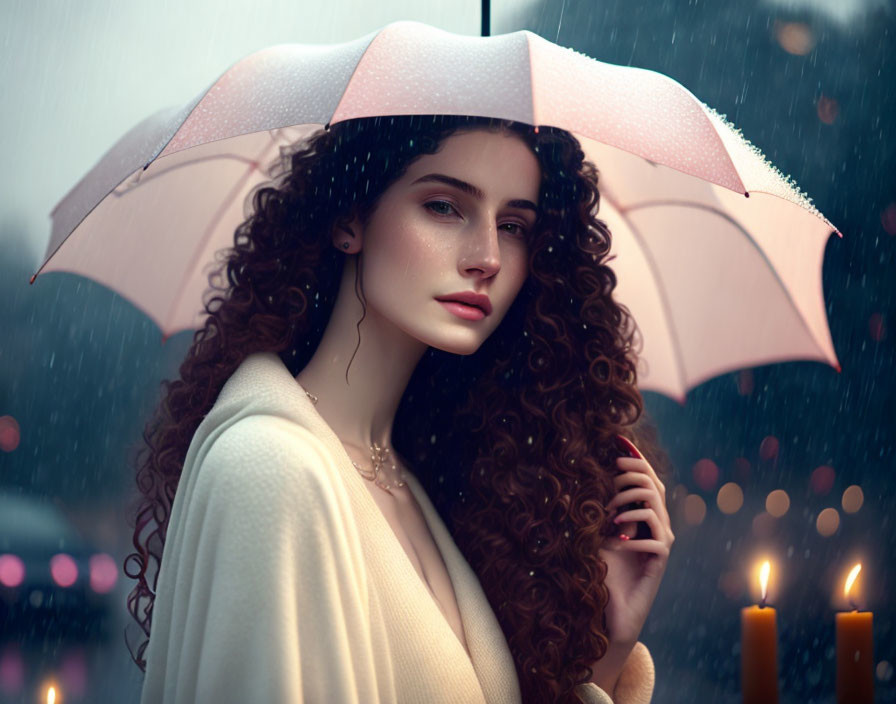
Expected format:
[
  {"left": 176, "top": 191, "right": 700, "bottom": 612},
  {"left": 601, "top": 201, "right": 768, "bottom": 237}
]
[
  {"left": 615, "top": 434, "right": 642, "bottom": 459},
  {"left": 619, "top": 533, "right": 630, "bottom": 541}
]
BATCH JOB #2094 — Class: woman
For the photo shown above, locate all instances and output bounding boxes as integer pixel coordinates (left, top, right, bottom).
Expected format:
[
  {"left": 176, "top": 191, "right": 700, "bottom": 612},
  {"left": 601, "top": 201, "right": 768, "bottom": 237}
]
[{"left": 125, "top": 114, "right": 674, "bottom": 704}]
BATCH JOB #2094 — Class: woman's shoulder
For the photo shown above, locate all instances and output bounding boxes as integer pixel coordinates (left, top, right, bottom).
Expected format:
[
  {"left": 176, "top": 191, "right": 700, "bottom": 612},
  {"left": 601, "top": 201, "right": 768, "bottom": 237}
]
[{"left": 194, "top": 413, "right": 337, "bottom": 504}]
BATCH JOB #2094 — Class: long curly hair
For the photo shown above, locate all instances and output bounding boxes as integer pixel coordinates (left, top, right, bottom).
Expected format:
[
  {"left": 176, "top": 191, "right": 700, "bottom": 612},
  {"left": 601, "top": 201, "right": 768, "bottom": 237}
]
[{"left": 124, "top": 113, "right": 672, "bottom": 703}]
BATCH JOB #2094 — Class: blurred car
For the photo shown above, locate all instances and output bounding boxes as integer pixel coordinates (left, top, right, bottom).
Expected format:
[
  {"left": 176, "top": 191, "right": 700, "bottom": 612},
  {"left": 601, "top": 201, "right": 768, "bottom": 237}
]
[{"left": 0, "top": 492, "right": 118, "bottom": 639}]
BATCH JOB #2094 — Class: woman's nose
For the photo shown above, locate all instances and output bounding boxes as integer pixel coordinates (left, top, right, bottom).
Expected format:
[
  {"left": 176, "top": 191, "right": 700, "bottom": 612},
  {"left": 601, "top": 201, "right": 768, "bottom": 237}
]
[{"left": 461, "top": 218, "right": 501, "bottom": 277}]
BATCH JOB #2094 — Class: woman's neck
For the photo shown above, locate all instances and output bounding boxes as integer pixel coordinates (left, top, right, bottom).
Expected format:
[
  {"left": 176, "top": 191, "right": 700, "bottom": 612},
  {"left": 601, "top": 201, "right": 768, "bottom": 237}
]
[{"left": 295, "top": 257, "right": 427, "bottom": 452}]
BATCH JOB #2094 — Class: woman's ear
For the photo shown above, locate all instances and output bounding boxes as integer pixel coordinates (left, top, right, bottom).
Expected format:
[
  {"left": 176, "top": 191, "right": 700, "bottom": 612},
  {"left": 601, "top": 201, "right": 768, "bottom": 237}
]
[{"left": 331, "top": 211, "right": 363, "bottom": 254}]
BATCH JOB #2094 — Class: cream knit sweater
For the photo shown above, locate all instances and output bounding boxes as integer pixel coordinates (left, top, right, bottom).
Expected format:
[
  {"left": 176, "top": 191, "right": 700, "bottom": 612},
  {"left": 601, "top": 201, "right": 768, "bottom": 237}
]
[{"left": 140, "top": 351, "right": 655, "bottom": 703}]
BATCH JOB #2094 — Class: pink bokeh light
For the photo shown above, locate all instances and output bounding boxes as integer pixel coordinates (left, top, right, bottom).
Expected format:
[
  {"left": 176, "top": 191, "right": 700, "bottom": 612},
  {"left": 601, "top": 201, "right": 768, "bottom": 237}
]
[
  {"left": 0, "top": 416, "right": 20, "bottom": 453},
  {"left": 60, "top": 648, "right": 88, "bottom": 699},
  {"left": 0, "top": 554, "right": 25, "bottom": 588},
  {"left": 0, "top": 645, "right": 24, "bottom": 697},
  {"left": 733, "top": 457, "right": 752, "bottom": 483},
  {"left": 759, "top": 435, "right": 779, "bottom": 461},
  {"left": 810, "top": 465, "right": 836, "bottom": 495},
  {"left": 692, "top": 458, "right": 720, "bottom": 492},
  {"left": 880, "top": 202, "right": 896, "bottom": 236},
  {"left": 50, "top": 553, "right": 78, "bottom": 588},
  {"left": 89, "top": 553, "right": 119, "bottom": 594},
  {"left": 816, "top": 94, "right": 839, "bottom": 124}
]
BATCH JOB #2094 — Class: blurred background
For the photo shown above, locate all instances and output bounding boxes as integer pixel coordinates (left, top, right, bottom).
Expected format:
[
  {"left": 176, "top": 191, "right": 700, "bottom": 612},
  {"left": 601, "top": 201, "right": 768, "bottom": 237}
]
[{"left": 0, "top": 0, "right": 893, "bottom": 702}]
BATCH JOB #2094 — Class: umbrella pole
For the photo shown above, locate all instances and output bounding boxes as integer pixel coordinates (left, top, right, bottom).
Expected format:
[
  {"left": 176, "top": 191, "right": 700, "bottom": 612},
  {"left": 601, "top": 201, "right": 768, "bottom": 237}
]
[{"left": 481, "top": 0, "right": 490, "bottom": 36}]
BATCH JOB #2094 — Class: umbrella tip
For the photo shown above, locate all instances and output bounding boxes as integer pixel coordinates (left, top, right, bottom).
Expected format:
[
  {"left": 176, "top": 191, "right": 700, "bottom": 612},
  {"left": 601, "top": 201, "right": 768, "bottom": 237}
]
[
  {"left": 744, "top": 191, "right": 750, "bottom": 198},
  {"left": 835, "top": 363, "right": 842, "bottom": 373},
  {"left": 29, "top": 273, "right": 36, "bottom": 285}
]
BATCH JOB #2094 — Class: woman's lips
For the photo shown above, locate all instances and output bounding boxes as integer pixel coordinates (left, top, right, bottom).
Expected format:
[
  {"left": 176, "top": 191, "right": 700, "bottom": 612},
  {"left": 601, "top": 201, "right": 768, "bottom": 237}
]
[{"left": 437, "top": 300, "right": 486, "bottom": 321}]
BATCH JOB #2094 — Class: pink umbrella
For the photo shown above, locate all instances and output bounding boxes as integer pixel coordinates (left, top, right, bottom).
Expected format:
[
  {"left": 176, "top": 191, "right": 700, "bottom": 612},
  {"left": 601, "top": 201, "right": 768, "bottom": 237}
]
[{"left": 38, "top": 20, "right": 841, "bottom": 403}]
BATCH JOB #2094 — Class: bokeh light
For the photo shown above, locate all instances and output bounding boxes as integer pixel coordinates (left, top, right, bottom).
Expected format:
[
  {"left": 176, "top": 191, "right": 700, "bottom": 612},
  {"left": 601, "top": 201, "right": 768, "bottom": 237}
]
[
  {"left": 0, "top": 554, "right": 25, "bottom": 588},
  {"left": 877, "top": 660, "right": 894, "bottom": 683},
  {"left": 766, "top": 489, "right": 790, "bottom": 517},
  {"left": 684, "top": 494, "right": 707, "bottom": 526},
  {"left": 752, "top": 512, "right": 777, "bottom": 539},
  {"left": 0, "top": 645, "right": 24, "bottom": 697},
  {"left": 716, "top": 482, "right": 744, "bottom": 514},
  {"left": 49, "top": 553, "right": 78, "bottom": 588},
  {"left": 882, "top": 202, "right": 896, "bottom": 236},
  {"left": 869, "top": 313, "right": 886, "bottom": 341},
  {"left": 816, "top": 508, "right": 840, "bottom": 537},
  {"left": 89, "top": 553, "right": 118, "bottom": 594},
  {"left": 692, "top": 458, "right": 719, "bottom": 492},
  {"left": 0, "top": 415, "right": 20, "bottom": 453},
  {"left": 816, "top": 94, "right": 839, "bottom": 124},
  {"left": 842, "top": 485, "right": 864, "bottom": 513},
  {"left": 773, "top": 20, "right": 815, "bottom": 55},
  {"left": 60, "top": 648, "right": 88, "bottom": 699},
  {"left": 759, "top": 435, "right": 779, "bottom": 461},
  {"left": 810, "top": 465, "right": 836, "bottom": 495},
  {"left": 733, "top": 457, "right": 751, "bottom": 482}
]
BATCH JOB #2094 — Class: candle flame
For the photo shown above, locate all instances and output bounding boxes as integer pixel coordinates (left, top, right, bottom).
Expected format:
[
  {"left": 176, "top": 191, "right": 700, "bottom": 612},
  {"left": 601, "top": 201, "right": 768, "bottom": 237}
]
[
  {"left": 47, "top": 687, "right": 56, "bottom": 704},
  {"left": 759, "top": 560, "right": 770, "bottom": 602},
  {"left": 844, "top": 563, "right": 861, "bottom": 599}
]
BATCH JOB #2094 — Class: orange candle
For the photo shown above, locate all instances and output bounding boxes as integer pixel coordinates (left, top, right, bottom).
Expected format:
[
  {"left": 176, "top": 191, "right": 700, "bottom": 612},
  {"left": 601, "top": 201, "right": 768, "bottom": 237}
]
[
  {"left": 741, "top": 560, "right": 779, "bottom": 704},
  {"left": 836, "top": 564, "right": 873, "bottom": 704}
]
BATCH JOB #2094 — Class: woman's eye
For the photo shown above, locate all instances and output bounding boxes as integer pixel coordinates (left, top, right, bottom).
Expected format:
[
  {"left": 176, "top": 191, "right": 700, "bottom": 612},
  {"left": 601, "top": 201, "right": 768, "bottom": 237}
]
[
  {"left": 424, "top": 200, "right": 458, "bottom": 217},
  {"left": 500, "top": 222, "right": 527, "bottom": 237}
]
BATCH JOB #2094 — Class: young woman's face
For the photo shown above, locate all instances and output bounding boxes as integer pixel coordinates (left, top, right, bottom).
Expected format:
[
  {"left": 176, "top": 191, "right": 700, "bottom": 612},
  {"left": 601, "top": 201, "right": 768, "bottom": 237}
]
[{"left": 349, "top": 128, "right": 541, "bottom": 356}]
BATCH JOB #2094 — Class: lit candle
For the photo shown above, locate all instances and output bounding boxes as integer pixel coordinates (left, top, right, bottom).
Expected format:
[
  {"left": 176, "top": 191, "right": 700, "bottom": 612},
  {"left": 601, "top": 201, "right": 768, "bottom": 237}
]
[
  {"left": 836, "top": 563, "right": 873, "bottom": 704},
  {"left": 741, "top": 560, "right": 779, "bottom": 704}
]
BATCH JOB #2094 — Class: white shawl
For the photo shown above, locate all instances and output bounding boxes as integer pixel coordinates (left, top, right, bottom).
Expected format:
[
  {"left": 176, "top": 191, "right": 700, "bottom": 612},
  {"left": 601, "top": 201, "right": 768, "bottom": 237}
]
[{"left": 139, "top": 351, "right": 654, "bottom": 703}]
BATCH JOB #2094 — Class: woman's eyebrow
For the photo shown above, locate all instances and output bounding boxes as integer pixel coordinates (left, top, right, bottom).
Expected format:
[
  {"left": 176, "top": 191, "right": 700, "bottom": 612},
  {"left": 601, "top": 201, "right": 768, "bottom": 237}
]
[{"left": 410, "top": 173, "right": 539, "bottom": 214}]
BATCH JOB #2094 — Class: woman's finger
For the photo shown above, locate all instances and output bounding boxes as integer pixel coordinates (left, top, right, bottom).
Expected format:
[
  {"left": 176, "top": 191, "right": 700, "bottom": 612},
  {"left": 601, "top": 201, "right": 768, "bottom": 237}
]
[
  {"left": 616, "top": 456, "right": 665, "bottom": 499},
  {"left": 613, "top": 507, "right": 667, "bottom": 543},
  {"left": 603, "top": 536, "right": 671, "bottom": 559},
  {"left": 613, "top": 470, "right": 653, "bottom": 491},
  {"left": 615, "top": 436, "right": 666, "bottom": 499},
  {"left": 610, "top": 482, "right": 672, "bottom": 536},
  {"left": 614, "top": 462, "right": 671, "bottom": 530},
  {"left": 606, "top": 487, "right": 654, "bottom": 513}
]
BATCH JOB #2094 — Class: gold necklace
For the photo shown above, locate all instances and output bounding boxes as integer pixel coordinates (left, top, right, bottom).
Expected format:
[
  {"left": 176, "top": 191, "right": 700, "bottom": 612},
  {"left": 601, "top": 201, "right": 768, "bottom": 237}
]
[{"left": 304, "top": 390, "right": 407, "bottom": 494}]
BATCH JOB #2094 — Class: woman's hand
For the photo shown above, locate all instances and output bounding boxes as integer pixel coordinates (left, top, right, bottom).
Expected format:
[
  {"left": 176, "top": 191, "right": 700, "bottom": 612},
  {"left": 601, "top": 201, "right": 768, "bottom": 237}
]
[{"left": 598, "top": 435, "right": 674, "bottom": 647}]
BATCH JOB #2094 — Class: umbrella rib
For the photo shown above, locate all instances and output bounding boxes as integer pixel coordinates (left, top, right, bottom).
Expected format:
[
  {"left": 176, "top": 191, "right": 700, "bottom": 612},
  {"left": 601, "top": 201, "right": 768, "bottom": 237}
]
[
  {"left": 613, "top": 208, "right": 690, "bottom": 397},
  {"left": 109, "top": 154, "right": 266, "bottom": 197},
  {"left": 32, "top": 153, "right": 268, "bottom": 286},
  {"left": 622, "top": 198, "right": 828, "bottom": 380},
  {"left": 164, "top": 136, "right": 283, "bottom": 336},
  {"left": 594, "top": 185, "right": 690, "bottom": 394},
  {"left": 327, "top": 26, "right": 390, "bottom": 128}
]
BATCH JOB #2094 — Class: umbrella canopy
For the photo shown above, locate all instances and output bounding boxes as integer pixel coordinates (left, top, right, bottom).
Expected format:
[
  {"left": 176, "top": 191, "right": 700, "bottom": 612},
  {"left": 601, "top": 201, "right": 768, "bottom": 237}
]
[{"left": 40, "top": 20, "right": 841, "bottom": 403}]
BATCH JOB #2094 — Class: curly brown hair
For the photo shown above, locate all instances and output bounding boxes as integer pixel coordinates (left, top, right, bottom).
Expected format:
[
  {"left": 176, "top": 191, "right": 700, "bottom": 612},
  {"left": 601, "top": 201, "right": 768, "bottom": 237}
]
[{"left": 124, "top": 113, "right": 672, "bottom": 703}]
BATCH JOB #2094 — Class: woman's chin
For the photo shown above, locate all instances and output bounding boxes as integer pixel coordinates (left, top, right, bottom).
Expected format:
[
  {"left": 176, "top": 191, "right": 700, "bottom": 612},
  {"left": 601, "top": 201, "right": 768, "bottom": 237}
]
[{"left": 428, "top": 334, "right": 487, "bottom": 357}]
